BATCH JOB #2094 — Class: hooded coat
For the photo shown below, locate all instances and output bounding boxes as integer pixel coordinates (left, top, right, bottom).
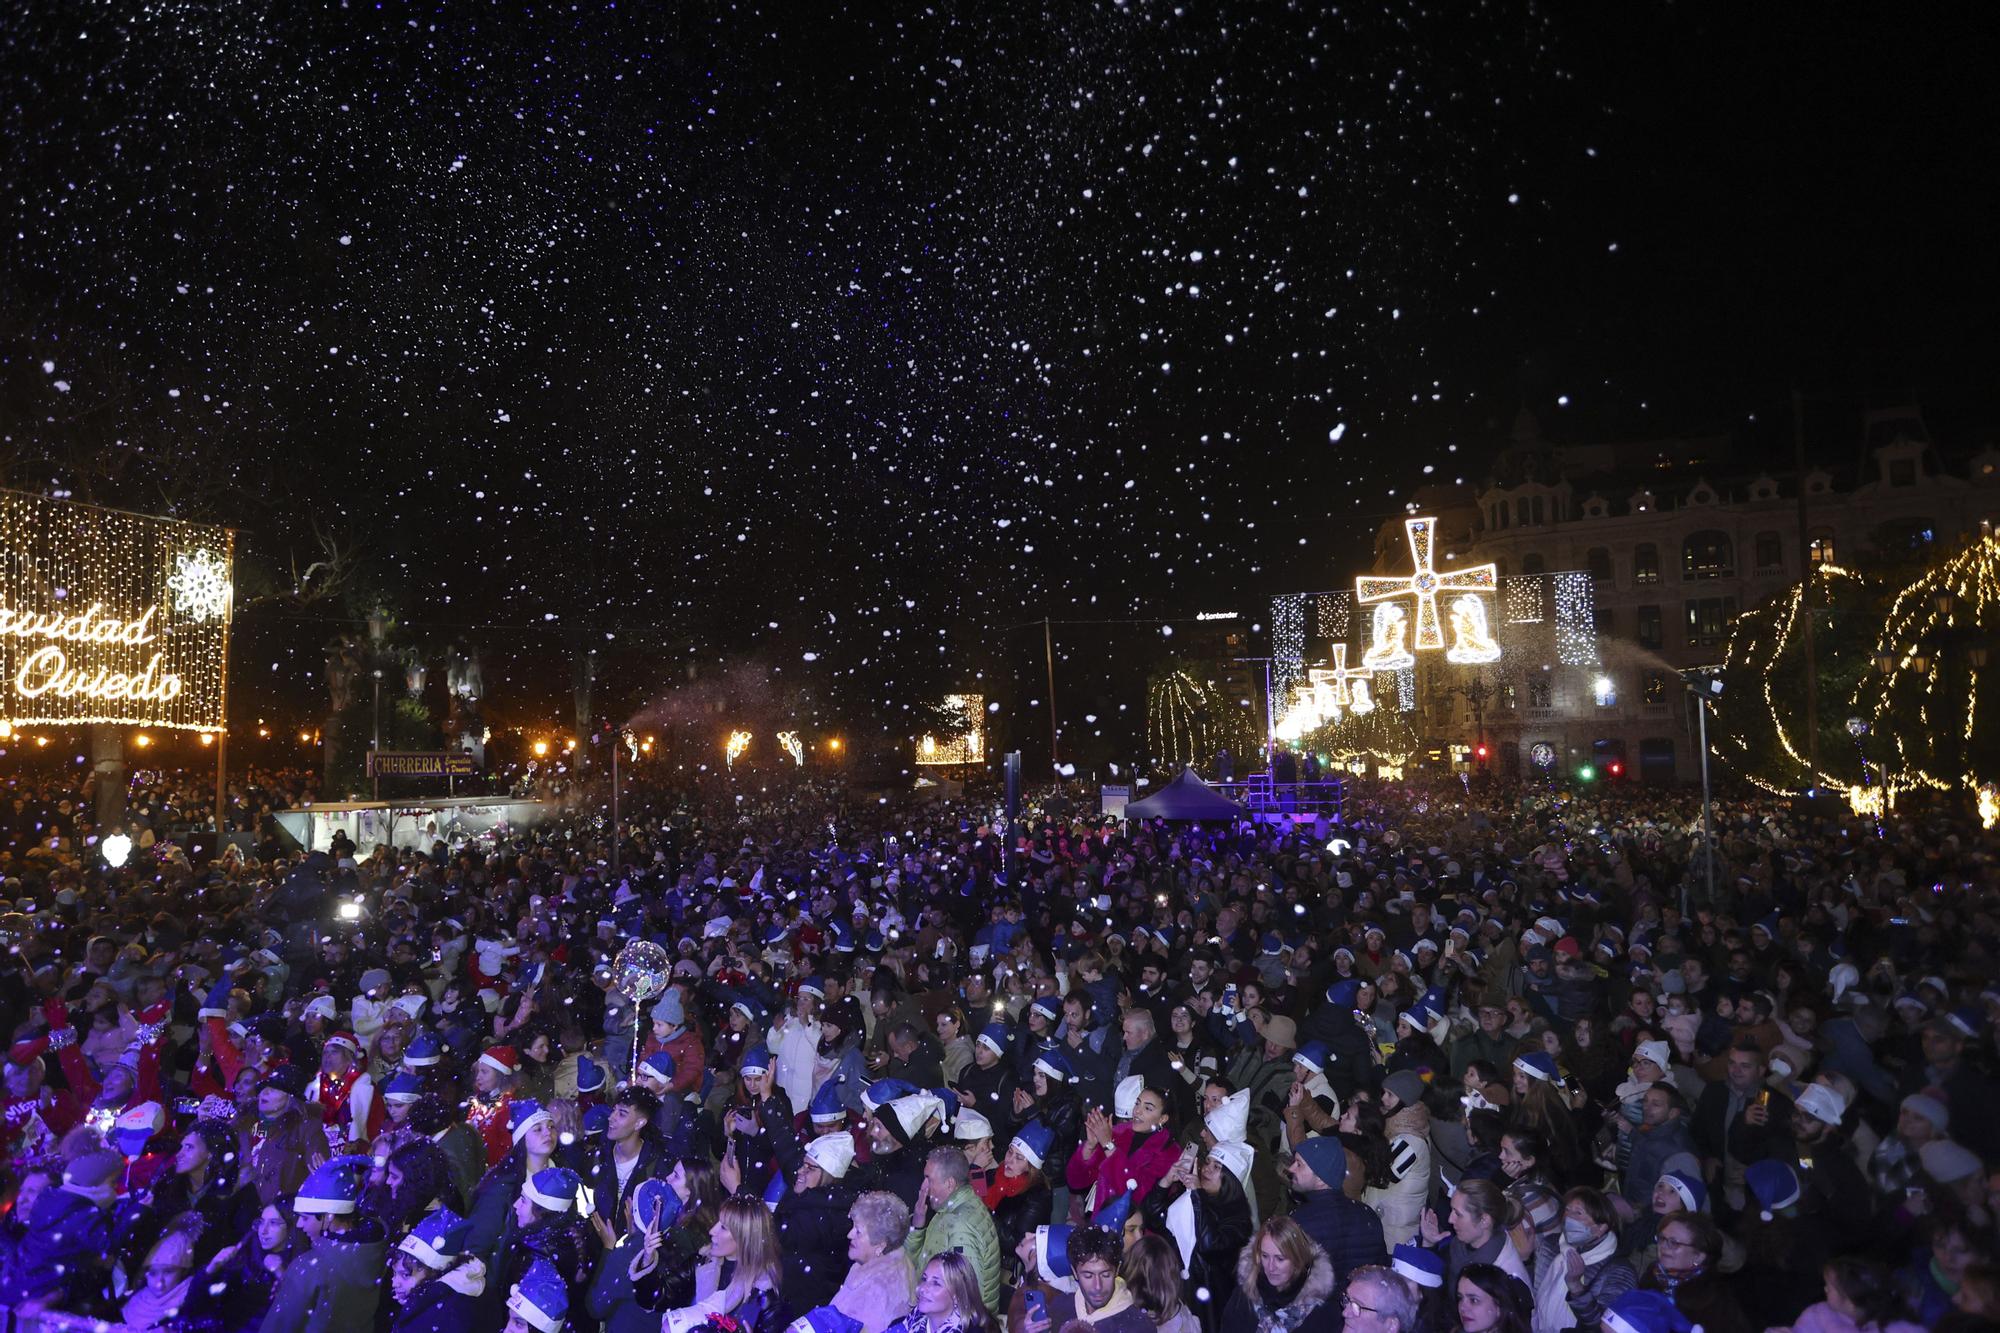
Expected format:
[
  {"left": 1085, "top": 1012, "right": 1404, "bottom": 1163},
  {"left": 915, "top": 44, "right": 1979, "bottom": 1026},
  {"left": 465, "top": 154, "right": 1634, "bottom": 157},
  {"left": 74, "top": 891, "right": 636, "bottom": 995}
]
[
  {"left": 390, "top": 1261, "right": 488, "bottom": 1333},
  {"left": 1220, "top": 1243, "right": 1340, "bottom": 1333}
]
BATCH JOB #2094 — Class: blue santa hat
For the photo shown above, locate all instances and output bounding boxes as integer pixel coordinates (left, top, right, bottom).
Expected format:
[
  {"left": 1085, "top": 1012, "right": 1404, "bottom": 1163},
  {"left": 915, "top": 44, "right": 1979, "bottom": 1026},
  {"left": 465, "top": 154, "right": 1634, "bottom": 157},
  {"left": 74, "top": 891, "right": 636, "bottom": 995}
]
[
  {"left": 574, "top": 1056, "right": 606, "bottom": 1096},
  {"left": 762, "top": 1167, "right": 789, "bottom": 1210},
  {"left": 1029, "top": 994, "right": 1063, "bottom": 1024},
  {"left": 1746, "top": 1160, "right": 1801, "bottom": 1221},
  {"left": 399, "top": 1206, "right": 472, "bottom": 1270},
  {"left": 581, "top": 1104, "right": 611, "bottom": 1137},
  {"left": 1033, "top": 1224, "right": 1076, "bottom": 1290},
  {"left": 1091, "top": 1191, "right": 1133, "bottom": 1232},
  {"left": 402, "top": 1032, "right": 443, "bottom": 1068},
  {"left": 295, "top": 1155, "right": 373, "bottom": 1215},
  {"left": 1293, "top": 1042, "right": 1331, "bottom": 1074},
  {"left": 976, "top": 1022, "right": 1011, "bottom": 1057},
  {"left": 860, "top": 1077, "right": 918, "bottom": 1113},
  {"left": 509, "top": 1100, "right": 553, "bottom": 1145},
  {"left": 1602, "top": 1290, "right": 1694, "bottom": 1333},
  {"left": 633, "top": 1176, "right": 683, "bottom": 1232},
  {"left": 382, "top": 1072, "right": 425, "bottom": 1105},
  {"left": 508, "top": 1258, "right": 570, "bottom": 1333},
  {"left": 638, "top": 1050, "right": 677, "bottom": 1087},
  {"left": 1392, "top": 1242, "right": 1445, "bottom": 1289},
  {"left": 1010, "top": 1119, "right": 1055, "bottom": 1169},
  {"left": 1325, "top": 978, "right": 1364, "bottom": 1007},
  {"left": 522, "top": 1165, "right": 583, "bottom": 1215},
  {"left": 198, "top": 979, "right": 235, "bottom": 1021},
  {"left": 1659, "top": 1170, "right": 1707, "bottom": 1214},
  {"left": 798, "top": 976, "right": 828, "bottom": 999},
  {"left": 1513, "top": 1052, "right": 1559, "bottom": 1084},
  {"left": 1033, "top": 1049, "right": 1075, "bottom": 1083},
  {"left": 739, "top": 1045, "right": 773, "bottom": 1076},
  {"left": 809, "top": 1079, "right": 847, "bottom": 1125}
]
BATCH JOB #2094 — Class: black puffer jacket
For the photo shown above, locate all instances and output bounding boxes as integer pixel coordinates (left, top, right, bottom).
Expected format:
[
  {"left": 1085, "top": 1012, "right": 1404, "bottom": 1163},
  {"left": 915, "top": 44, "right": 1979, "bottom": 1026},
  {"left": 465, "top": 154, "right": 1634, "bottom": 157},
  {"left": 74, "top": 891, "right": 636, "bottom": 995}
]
[{"left": 776, "top": 1179, "right": 859, "bottom": 1313}]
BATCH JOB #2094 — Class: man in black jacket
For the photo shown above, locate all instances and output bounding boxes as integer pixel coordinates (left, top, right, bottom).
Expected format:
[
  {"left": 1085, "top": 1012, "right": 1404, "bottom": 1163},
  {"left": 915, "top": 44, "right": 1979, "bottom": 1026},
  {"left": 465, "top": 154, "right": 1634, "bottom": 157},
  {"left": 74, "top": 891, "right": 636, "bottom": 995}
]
[
  {"left": 587, "top": 1087, "right": 671, "bottom": 1249},
  {"left": 1692, "top": 1039, "right": 1795, "bottom": 1217}
]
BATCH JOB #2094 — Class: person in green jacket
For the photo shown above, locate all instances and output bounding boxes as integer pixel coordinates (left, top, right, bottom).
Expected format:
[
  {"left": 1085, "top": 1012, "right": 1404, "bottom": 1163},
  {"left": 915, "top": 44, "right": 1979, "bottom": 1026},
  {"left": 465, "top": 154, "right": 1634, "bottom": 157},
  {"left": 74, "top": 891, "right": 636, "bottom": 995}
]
[
  {"left": 905, "top": 1146, "right": 1003, "bottom": 1311},
  {"left": 259, "top": 1156, "right": 389, "bottom": 1333}
]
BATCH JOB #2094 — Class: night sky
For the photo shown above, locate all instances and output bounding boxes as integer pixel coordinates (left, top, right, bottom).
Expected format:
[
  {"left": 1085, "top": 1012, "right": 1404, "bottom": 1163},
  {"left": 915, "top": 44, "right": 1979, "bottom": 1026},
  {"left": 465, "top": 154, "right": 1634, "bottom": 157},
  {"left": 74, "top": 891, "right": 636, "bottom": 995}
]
[{"left": 1, "top": 4, "right": 1994, "bottom": 763}]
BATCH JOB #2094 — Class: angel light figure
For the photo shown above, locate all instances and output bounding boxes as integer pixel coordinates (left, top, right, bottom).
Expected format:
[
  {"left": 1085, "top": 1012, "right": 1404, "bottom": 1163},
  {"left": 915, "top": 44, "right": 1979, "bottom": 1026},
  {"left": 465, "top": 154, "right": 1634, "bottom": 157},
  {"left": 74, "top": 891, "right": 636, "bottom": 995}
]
[{"left": 1361, "top": 601, "right": 1414, "bottom": 671}]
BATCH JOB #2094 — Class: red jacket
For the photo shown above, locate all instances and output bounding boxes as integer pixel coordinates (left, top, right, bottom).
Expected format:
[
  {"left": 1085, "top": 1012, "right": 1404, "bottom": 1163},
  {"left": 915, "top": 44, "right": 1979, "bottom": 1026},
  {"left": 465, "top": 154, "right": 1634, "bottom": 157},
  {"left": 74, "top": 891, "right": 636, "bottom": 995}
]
[{"left": 1064, "top": 1124, "right": 1179, "bottom": 1212}]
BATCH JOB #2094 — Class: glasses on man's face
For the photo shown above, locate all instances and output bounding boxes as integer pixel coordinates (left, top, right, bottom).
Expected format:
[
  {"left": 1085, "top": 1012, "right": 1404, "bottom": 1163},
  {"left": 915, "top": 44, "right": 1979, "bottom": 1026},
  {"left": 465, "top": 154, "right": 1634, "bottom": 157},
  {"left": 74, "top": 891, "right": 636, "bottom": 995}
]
[{"left": 1343, "top": 1298, "right": 1385, "bottom": 1317}]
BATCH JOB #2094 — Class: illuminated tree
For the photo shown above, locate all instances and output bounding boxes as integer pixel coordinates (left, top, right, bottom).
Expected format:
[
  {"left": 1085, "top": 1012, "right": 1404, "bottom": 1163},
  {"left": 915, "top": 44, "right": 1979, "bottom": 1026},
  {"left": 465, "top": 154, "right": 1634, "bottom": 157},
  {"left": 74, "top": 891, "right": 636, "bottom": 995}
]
[{"left": 1146, "top": 660, "right": 1257, "bottom": 774}]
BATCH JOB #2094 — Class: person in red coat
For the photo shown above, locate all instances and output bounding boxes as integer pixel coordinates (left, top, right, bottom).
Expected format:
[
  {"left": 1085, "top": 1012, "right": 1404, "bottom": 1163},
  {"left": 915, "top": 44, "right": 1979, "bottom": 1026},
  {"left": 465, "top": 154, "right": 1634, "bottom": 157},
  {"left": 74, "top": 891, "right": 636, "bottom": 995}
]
[
  {"left": 1, "top": 1040, "right": 83, "bottom": 1158},
  {"left": 1064, "top": 1078, "right": 1179, "bottom": 1220},
  {"left": 466, "top": 1044, "right": 521, "bottom": 1167}
]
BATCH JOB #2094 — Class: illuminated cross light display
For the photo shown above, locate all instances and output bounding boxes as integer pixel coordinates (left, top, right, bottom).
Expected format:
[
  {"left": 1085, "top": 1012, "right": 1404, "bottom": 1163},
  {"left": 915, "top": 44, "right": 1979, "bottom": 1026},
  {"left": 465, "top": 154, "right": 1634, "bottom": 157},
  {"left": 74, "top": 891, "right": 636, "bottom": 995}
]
[
  {"left": 915, "top": 693, "right": 985, "bottom": 765},
  {"left": 1356, "top": 517, "right": 1499, "bottom": 653},
  {"left": 0, "top": 491, "right": 232, "bottom": 731}
]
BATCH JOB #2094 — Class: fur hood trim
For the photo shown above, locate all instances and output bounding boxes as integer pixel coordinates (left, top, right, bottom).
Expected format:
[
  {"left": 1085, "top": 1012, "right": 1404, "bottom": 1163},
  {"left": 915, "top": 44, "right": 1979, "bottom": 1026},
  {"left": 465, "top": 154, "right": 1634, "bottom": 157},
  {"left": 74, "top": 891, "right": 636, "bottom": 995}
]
[{"left": 1234, "top": 1246, "right": 1336, "bottom": 1317}]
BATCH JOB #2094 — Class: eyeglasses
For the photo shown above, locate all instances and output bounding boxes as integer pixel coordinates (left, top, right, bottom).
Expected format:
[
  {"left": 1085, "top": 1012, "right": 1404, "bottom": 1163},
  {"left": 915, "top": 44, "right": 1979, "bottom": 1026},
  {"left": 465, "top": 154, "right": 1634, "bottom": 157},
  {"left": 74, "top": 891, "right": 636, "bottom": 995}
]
[
  {"left": 1658, "top": 1236, "right": 1695, "bottom": 1251},
  {"left": 1342, "top": 1298, "right": 1386, "bottom": 1317}
]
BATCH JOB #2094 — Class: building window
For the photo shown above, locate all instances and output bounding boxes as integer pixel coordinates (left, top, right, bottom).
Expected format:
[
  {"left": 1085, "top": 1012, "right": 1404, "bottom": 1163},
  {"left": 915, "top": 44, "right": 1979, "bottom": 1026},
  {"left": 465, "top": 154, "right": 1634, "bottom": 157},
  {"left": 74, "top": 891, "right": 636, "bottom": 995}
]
[
  {"left": 1522, "top": 553, "right": 1546, "bottom": 575},
  {"left": 1587, "top": 547, "right": 1613, "bottom": 583},
  {"left": 1499, "top": 680, "right": 1518, "bottom": 711},
  {"left": 1531, "top": 496, "right": 1546, "bottom": 525},
  {"left": 1754, "top": 532, "right": 1783, "bottom": 570},
  {"left": 1809, "top": 533, "right": 1836, "bottom": 565},
  {"left": 1643, "top": 673, "right": 1670, "bottom": 704},
  {"left": 1593, "top": 607, "right": 1614, "bottom": 635},
  {"left": 1890, "top": 458, "right": 1917, "bottom": 486},
  {"left": 1593, "top": 673, "right": 1617, "bottom": 708},
  {"left": 1685, "top": 596, "right": 1738, "bottom": 647},
  {"left": 1633, "top": 544, "right": 1660, "bottom": 585},
  {"left": 1516, "top": 497, "right": 1531, "bottom": 526},
  {"left": 1637, "top": 605, "right": 1663, "bottom": 648},
  {"left": 1682, "top": 530, "right": 1735, "bottom": 580},
  {"left": 1527, "top": 676, "right": 1551, "bottom": 709}
]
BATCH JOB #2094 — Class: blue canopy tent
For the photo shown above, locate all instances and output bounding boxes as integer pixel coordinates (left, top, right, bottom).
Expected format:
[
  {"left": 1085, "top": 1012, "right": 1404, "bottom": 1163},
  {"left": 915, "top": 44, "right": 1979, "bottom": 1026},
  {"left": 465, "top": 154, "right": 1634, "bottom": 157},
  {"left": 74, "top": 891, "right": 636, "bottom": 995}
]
[{"left": 1121, "top": 767, "right": 1247, "bottom": 821}]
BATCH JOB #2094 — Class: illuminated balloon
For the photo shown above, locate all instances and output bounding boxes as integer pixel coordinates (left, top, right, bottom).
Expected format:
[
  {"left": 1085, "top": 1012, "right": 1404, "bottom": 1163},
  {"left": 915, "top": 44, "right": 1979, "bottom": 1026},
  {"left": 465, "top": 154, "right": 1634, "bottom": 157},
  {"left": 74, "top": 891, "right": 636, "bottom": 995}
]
[{"left": 612, "top": 939, "right": 671, "bottom": 1003}]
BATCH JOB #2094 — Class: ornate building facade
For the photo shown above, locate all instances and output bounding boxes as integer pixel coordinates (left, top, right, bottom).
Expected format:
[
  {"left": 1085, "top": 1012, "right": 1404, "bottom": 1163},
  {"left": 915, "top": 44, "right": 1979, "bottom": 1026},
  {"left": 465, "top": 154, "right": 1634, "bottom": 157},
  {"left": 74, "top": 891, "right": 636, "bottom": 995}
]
[{"left": 1372, "top": 407, "right": 2000, "bottom": 783}]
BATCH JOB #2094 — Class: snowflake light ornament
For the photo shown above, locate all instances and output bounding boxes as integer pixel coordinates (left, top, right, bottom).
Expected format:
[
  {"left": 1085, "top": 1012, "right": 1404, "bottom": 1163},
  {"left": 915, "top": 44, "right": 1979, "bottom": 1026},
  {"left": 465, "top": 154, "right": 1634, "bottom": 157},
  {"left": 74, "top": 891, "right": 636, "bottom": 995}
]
[{"left": 167, "top": 549, "right": 232, "bottom": 621}]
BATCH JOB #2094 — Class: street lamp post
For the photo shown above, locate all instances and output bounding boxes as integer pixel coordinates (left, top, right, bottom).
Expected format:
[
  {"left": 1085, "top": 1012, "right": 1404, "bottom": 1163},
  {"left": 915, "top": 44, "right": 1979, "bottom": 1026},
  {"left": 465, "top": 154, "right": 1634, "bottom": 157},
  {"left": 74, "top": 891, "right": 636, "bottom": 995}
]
[
  {"left": 371, "top": 668, "right": 384, "bottom": 801},
  {"left": 1680, "top": 670, "right": 1723, "bottom": 917}
]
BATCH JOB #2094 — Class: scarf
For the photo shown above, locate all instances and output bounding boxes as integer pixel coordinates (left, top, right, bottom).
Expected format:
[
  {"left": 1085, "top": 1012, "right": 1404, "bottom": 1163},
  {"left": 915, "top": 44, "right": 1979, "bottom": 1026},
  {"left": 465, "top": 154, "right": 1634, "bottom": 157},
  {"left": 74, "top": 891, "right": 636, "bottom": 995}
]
[
  {"left": 980, "top": 1168, "right": 1036, "bottom": 1212},
  {"left": 1251, "top": 1270, "right": 1318, "bottom": 1332},
  {"left": 1651, "top": 1259, "right": 1706, "bottom": 1296},
  {"left": 1072, "top": 1279, "right": 1140, "bottom": 1329},
  {"left": 123, "top": 1275, "right": 194, "bottom": 1329},
  {"left": 898, "top": 1312, "right": 967, "bottom": 1333}
]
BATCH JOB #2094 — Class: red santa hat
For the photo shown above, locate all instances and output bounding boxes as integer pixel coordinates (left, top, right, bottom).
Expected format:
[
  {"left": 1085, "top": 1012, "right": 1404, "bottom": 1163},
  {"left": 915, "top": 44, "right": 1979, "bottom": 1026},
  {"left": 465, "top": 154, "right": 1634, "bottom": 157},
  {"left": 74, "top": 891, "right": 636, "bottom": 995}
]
[{"left": 479, "top": 1045, "right": 521, "bottom": 1077}]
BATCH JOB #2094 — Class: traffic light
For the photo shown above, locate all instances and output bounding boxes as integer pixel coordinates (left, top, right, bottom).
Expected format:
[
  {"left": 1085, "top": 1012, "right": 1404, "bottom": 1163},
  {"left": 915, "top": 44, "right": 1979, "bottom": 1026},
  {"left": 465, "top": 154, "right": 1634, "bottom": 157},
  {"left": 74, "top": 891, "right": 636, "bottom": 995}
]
[
  {"left": 1577, "top": 764, "right": 1596, "bottom": 782},
  {"left": 1608, "top": 760, "right": 1624, "bottom": 778},
  {"left": 1475, "top": 744, "right": 1489, "bottom": 761}
]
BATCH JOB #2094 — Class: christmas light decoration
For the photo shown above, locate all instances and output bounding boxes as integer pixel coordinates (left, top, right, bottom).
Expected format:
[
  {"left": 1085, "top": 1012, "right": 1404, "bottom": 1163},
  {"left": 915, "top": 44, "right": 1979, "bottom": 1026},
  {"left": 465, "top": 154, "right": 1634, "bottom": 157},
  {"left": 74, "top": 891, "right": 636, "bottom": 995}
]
[
  {"left": 1443, "top": 594, "right": 1502, "bottom": 664},
  {"left": 1356, "top": 517, "right": 1498, "bottom": 652},
  {"left": 915, "top": 693, "right": 985, "bottom": 765},
  {"left": 725, "top": 729, "right": 752, "bottom": 767},
  {"left": 1361, "top": 601, "right": 1414, "bottom": 671},
  {"left": 1980, "top": 783, "right": 1998, "bottom": 831},
  {"left": 0, "top": 489, "right": 231, "bottom": 730},
  {"left": 1551, "top": 573, "right": 1600, "bottom": 666},
  {"left": 1271, "top": 593, "right": 1308, "bottom": 702},
  {"left": 1866, "top": 534, "right": 2000, "bottom": 795},
  {"left": 166, "top": 549, "right": 233, "bottom": 622},
  {"left": 776, "top": 730, "right": 804, "bottom": 765},
  {"left": 1847, "top": 784, "right": 1885, "bottom": 819},
  {"left": 1503, "top": 576, "right": 1545, "bottom": 625}
]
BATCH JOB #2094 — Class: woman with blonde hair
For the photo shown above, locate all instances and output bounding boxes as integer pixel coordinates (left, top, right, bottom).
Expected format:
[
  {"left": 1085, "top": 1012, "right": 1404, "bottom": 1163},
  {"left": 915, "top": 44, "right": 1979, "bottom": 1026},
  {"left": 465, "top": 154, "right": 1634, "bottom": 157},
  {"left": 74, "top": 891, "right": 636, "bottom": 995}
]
[
  {"left": 1222, "top": 1215, "right": 1341, "bottom": 1333},
  {"left": 887, "top": 1251, "right": 997, "bottom": 1333},
  {"left": 638, "top": 1194, "right": 787, "bottom": 1333}
]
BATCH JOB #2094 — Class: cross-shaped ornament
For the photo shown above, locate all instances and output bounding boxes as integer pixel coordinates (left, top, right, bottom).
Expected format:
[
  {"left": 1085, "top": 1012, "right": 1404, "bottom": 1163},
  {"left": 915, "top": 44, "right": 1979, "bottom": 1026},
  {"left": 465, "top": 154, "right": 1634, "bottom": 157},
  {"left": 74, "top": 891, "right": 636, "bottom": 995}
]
[
  {"left": 1356, "top": 516, "right": 1498, "bottom": 651},
  {"left": 1307, "top": 643, "right": 1372, "bottom": 714}
]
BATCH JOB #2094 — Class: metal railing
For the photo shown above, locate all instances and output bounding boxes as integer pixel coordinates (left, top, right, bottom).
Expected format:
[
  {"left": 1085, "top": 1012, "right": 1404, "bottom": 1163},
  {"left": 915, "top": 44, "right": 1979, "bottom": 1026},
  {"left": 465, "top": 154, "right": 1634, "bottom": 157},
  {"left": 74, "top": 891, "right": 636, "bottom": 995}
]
[{"left": 1211, "top": 776, "right": 1346, "bottom": 818}]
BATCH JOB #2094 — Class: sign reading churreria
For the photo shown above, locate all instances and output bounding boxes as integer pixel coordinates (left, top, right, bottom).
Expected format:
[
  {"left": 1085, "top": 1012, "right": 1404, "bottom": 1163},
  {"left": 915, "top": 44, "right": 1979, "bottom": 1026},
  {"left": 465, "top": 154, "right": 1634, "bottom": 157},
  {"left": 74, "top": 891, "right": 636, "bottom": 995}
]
[{"left": 0, "top": 489, "right": 232, "bottom": 730}]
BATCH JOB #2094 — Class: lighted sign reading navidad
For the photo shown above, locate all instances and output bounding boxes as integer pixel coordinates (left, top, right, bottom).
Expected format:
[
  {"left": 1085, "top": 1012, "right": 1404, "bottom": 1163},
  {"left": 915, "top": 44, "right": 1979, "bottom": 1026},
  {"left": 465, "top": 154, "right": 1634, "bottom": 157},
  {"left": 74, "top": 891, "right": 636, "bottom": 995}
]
[{"left": 0, "top": 490, "right": 232, "bottom": 731}]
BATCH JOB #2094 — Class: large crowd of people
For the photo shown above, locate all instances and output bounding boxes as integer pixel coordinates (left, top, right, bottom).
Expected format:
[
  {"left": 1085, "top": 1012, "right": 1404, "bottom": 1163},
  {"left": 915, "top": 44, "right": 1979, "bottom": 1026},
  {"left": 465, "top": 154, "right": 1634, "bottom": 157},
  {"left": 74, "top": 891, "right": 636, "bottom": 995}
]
[{"left": 1, "top": 759, "right": 1997, "bottom": 1333}]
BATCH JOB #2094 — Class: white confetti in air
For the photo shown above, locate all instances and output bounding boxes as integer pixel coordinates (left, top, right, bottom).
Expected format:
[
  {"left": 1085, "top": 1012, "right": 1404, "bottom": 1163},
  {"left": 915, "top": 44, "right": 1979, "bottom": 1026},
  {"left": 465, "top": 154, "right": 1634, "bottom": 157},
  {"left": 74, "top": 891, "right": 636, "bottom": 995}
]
[{"left": 1329, "top": 423, "right": 1347, "bottom": 442}]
